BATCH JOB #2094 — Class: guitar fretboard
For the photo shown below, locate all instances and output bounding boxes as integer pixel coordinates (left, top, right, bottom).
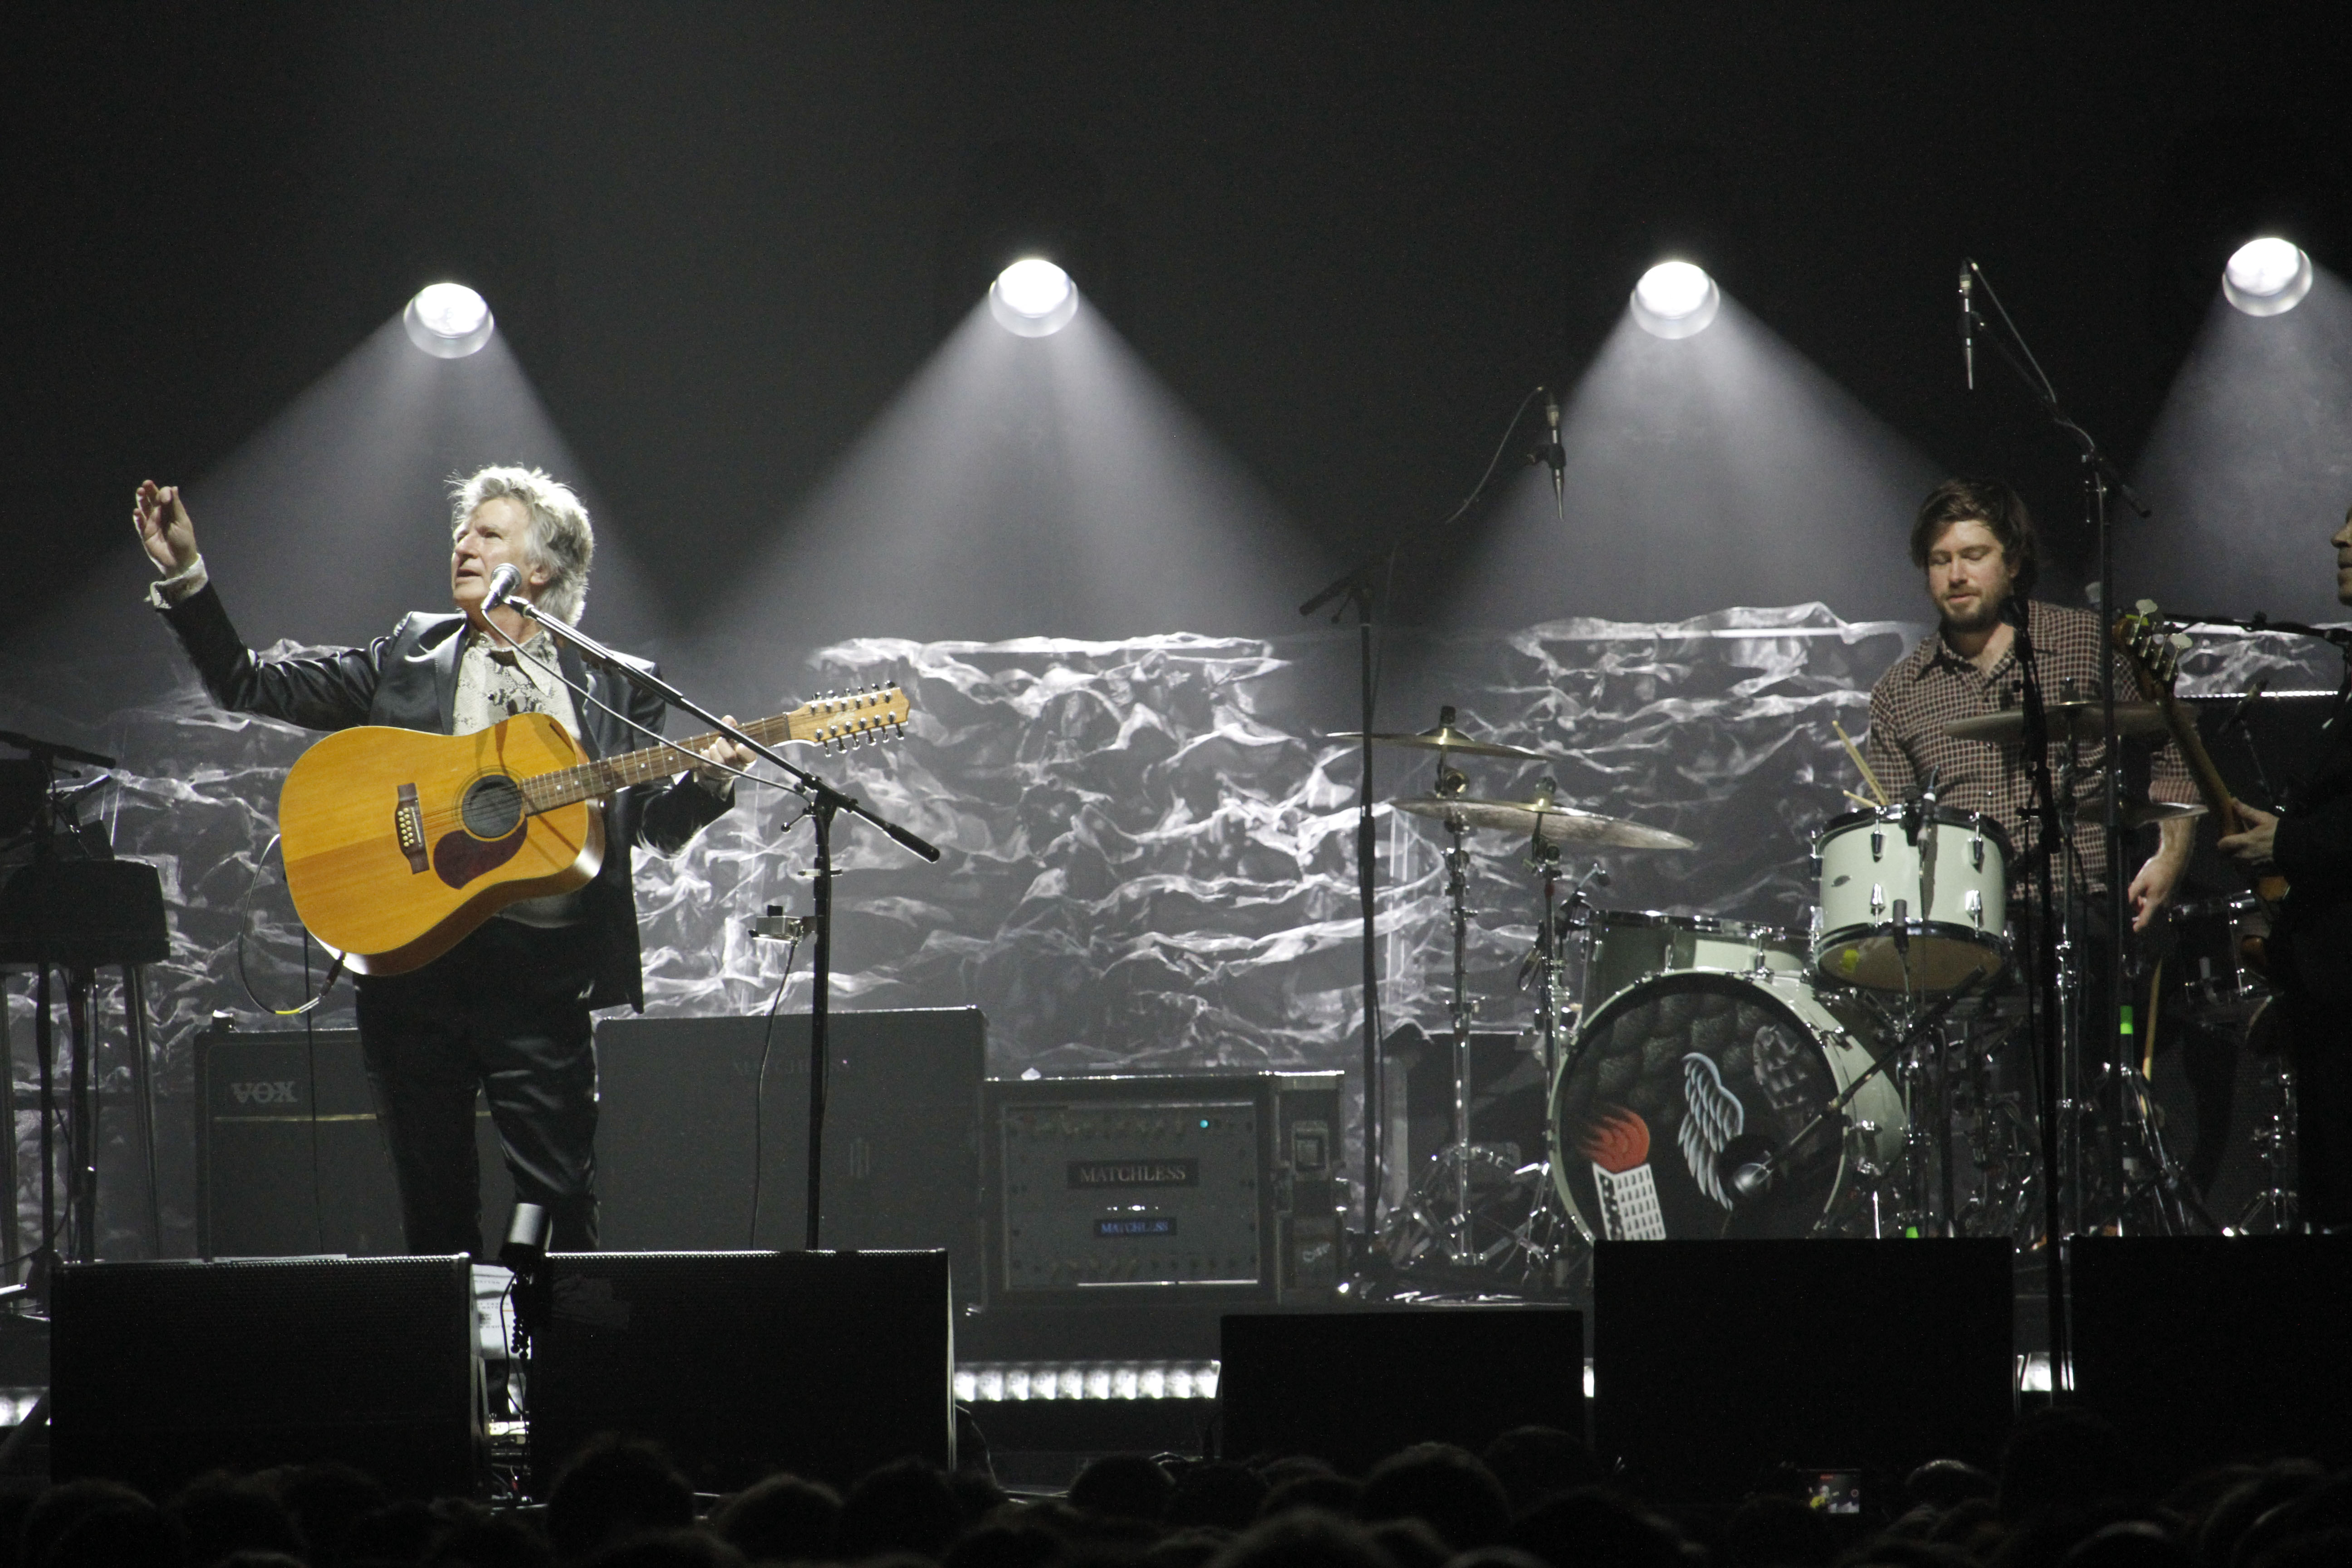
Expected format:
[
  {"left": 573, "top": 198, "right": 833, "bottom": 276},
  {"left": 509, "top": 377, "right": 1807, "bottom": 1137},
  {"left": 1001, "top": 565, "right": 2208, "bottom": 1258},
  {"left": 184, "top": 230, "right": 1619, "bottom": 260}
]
[{"left": 518, "top": 713, "right": 802, "bottom": 814}]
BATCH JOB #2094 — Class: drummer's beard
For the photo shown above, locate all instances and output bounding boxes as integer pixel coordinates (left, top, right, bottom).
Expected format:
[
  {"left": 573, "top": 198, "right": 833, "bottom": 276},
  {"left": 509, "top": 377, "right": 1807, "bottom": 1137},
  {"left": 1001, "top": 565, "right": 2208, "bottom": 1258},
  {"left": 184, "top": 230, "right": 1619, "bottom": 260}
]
[{"left": 1936, "top": 583, "right": 2010, "bottom": 637}]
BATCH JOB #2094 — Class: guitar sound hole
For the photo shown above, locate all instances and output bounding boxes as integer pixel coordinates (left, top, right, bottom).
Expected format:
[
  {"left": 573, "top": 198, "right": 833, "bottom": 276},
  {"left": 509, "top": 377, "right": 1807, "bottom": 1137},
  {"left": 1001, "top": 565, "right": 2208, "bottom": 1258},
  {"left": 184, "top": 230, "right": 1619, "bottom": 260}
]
[{"left": 461, "top": 774, "right": 525, "bottom": 841}]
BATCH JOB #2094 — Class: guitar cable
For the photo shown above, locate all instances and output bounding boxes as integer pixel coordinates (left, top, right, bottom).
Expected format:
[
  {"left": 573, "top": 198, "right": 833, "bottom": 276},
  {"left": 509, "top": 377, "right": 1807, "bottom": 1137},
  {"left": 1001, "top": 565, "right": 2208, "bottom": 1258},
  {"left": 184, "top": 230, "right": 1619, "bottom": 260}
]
[
  {"left": 747, "top": 932, "right": 807, "bottom": 1248},
  {"left": 234, "top": 833, "right": 345, "bottom": 1017}
]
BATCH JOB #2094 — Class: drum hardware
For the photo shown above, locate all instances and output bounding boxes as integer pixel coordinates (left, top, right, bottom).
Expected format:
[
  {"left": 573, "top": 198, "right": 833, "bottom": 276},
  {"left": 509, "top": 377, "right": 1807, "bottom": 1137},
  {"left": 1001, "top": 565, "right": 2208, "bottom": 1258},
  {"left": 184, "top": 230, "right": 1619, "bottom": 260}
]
[
  {"left": 1383, "top": 764, "right": 1692, "bottom": 1278},
  {"left": 2237, "top": 1047, "right": 2298, "bottom": 1233},
  {"left": 2169, "top": 895, "right": 2272, "bottom": 1021},
  {"left": 1940, "top": 698, "right": 2171, "bottom": 745}
]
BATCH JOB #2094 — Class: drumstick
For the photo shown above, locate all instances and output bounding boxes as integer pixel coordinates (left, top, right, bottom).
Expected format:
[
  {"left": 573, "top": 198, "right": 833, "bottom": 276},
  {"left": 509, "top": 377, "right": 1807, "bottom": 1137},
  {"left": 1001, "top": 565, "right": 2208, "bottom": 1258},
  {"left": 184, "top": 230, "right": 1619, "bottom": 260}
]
[
  {"left": 1842, "top": 789, "right": 1879, "bottom": 809},
  {"left": 1832, "top": 720, "right": 1891, "bottom": 806}
]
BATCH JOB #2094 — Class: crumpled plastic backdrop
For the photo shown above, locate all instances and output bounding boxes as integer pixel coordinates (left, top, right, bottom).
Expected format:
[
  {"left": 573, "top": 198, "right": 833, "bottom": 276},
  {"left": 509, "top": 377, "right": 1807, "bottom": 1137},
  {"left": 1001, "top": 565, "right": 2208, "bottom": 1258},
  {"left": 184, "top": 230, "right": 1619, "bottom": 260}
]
[{"left": 5, "top": 607, "right": 2337, "bottom": 1256}]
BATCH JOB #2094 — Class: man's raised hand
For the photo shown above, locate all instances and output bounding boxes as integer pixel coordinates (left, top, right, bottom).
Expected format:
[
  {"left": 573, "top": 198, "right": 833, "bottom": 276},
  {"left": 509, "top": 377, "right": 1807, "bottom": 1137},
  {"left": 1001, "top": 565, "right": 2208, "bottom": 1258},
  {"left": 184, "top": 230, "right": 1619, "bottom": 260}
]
[{"left": 132, "top": 481, "right": 199, "bottom": 575}]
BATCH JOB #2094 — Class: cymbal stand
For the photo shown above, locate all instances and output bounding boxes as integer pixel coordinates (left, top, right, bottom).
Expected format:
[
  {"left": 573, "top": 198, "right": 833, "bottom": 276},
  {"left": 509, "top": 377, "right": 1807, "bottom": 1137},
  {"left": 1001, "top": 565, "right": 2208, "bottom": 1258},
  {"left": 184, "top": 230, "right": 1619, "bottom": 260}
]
[
  {"left": 2239, "top": 1050, "right": 2298, "bottom": 1232},
  {"left": 1441, "top": 787, "right": 1475, "bottom": 1264}
]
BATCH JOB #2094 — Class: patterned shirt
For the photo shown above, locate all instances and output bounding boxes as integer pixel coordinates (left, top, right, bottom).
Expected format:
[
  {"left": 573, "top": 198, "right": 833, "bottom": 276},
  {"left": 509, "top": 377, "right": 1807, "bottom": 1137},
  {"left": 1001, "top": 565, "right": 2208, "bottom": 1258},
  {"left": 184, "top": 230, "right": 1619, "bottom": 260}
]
[
  {"left": 1863, "top": 599, "right": 2196, "bottom": 892},
  {"left": 453, "top": 626, "right": 588, "bottom": 928},
  {"left": 452, "top": 627, "right": 579, "bottom": 740}
]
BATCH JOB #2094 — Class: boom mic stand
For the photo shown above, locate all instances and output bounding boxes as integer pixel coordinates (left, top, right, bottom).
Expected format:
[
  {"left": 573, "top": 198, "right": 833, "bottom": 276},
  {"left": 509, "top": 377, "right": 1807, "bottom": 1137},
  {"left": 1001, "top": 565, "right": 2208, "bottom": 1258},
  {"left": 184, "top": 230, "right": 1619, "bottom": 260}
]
[
  {"left": 1963, "top": 259, "right": 2156, "bottom": 1385},
  {"left": 1298, "top": 385, "right": 1554, "bottom": 1262},
  {"left": 504, "top": 602, "right": 941, "bottom": 1250}
]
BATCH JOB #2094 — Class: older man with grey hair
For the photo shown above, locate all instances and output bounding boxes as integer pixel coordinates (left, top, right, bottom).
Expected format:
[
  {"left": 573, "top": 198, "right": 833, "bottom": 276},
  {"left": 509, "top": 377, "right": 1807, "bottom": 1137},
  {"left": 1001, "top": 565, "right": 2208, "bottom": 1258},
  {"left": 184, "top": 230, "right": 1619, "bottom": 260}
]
[{"left": 133, "top": 465, "right": 752, "bottom": 1255}]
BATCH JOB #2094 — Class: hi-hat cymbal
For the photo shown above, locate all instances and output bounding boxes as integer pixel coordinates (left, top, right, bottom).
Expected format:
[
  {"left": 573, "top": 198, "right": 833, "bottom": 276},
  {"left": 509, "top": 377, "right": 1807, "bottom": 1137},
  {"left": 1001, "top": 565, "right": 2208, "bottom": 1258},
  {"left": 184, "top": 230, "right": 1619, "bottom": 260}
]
[
  {"left": 1943, "top": 700, "right": 2171, "bottom": 745},
  {"left": 1329, "top": 725, "right": 1549, "bottom": 760},
  {"left": 2074, "top": 799, "right": 2208, "bottom": 828},
  {"left": 1390, "top": 794, "right": 1695, "bottom": 850}
]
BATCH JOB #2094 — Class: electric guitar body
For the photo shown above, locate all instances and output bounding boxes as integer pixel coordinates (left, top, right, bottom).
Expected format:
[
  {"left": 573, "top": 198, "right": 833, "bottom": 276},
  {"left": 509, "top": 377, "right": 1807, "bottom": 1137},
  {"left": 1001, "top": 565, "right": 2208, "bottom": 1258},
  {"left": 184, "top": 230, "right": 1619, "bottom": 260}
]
[{"left": 273, "top": 686, "right": 910, "bottom": 975}]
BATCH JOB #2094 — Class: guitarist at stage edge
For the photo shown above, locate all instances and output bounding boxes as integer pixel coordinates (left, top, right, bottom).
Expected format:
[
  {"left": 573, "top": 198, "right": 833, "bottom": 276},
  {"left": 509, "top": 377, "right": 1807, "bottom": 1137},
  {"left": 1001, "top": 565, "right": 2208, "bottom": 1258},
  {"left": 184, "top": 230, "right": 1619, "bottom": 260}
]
[
  {"left": 2221, "top": 500, "right": 2352, "bottom": 1234},
  {"left": 133, "top": 467, "right": 755, "bottom": 1258}
]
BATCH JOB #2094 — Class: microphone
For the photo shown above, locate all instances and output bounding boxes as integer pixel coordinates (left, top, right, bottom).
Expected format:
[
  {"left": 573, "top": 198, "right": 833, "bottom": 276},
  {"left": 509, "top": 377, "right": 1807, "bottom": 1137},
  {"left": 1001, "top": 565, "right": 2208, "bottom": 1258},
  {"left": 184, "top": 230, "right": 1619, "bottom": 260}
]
[
  {"left": 482, "top": 562, "right": 522, "bottom": 612},
  {"left": 2225, "top": 673, "right": 2271, "bottom": 732},
  {"left": 1998, "top": 591, "right": 2029, "bottom": 630},
  {"left": 1542, "top": 388, "right": 1564, "bottom": 520},
  {"left": 1959, "top": 260, "right": 1975, "bottom": 392}
]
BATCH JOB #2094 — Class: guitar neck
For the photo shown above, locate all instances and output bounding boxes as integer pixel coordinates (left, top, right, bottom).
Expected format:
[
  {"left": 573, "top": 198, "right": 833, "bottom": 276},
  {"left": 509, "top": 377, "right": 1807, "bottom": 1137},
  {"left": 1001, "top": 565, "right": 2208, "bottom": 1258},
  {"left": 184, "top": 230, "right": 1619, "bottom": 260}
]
[
  {"left": 2151, "top": 686, "right": 2237, "bottom": 822},
  {"left": 519, "top": 712, "right": 802, "bottom": 813}
]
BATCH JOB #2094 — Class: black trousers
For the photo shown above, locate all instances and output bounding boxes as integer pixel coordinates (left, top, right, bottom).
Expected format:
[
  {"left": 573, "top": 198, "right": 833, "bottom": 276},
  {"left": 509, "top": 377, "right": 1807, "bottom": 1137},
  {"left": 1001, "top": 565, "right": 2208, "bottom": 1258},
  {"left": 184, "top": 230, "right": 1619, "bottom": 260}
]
[
  {"left": 353, "top": 917, "right": 601, "bottom": 1256},
  {"left": 2279, "top": 992, "right": 2352, "bottom": 1229}
]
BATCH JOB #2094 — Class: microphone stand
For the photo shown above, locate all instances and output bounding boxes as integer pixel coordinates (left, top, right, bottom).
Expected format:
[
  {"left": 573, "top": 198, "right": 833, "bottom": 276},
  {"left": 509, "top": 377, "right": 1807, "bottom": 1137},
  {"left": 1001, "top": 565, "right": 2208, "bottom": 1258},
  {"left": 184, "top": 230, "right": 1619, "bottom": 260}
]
[
  {"left": 505, "top": 601, "right": 942, "bottom": 1250},
  {"left": 1964, "top": 260, "right": 2151, "bottom": 1386},
  {"left": 1298, "top": 386, "right": 1552, "bottom": 1264}
]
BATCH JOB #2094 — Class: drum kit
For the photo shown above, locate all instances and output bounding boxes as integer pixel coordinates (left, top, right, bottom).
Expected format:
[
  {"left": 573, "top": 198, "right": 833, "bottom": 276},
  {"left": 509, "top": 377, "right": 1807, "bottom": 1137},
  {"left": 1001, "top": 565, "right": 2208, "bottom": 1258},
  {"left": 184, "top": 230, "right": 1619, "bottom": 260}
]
[{"left": 1345, "top": 693, "right": 2281, "bottom": 1292}]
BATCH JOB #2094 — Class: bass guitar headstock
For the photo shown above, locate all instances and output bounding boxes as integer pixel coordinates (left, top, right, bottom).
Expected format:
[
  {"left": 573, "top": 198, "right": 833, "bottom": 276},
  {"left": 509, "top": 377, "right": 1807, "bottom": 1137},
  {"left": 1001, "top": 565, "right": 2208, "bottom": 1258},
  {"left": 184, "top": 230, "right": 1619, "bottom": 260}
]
[
  {"left": 2110, "top": 598, "right": 2195, "bottom": 703},
  {"left": 786, "top": 683, "right": 912, "bottom": 751}
]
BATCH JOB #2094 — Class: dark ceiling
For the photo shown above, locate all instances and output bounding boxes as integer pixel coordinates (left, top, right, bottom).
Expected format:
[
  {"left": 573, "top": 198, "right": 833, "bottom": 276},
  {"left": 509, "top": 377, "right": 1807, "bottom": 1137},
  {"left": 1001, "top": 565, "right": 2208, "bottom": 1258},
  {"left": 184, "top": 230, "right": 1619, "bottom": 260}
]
[{"left": 5, "top": 4, "right": 2344, "bottom": 651}]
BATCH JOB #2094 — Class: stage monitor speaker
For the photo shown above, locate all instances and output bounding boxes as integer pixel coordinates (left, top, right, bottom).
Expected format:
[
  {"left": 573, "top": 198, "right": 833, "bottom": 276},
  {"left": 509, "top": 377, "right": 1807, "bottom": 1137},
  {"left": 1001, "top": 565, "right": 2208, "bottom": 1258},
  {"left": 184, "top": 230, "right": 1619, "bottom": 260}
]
[
  {"left": 194, "top": 1022, "right": 512, "bottom": 1258},
  {"left": 2071, "top": 1235, "right": 2352, "bottom": 1479},
  {"left": 527, "top": 1249, "right": 953, "bottom": 1492},
  {"left": 1594, "top": 1239, "right": 2012, "bottom": 1504},
  {"left": 51, "top": 1256, "right": 482, "bottom": 1499},
  {"left": 1219, "top": 1308, "right": 1582, "bottom": 1475},
  {"left": 592, "top": 1009, "right": 985, "bottom": 1297}
]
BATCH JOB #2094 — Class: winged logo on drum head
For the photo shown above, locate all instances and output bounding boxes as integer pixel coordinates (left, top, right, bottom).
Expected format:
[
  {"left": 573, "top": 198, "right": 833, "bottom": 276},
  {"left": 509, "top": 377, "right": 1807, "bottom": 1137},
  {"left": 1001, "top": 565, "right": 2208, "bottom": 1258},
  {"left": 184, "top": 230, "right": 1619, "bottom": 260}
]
[{"left": 1680, "top": 1053, "right": 1746, "bottom": 1210}]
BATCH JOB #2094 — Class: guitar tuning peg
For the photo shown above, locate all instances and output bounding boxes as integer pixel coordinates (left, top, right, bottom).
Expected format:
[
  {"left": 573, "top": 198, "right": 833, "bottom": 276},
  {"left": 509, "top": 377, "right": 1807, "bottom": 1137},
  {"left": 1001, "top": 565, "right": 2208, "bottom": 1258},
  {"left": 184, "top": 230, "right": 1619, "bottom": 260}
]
[
  {"left": 2136, "top": 598, "right": 2159, "bottom": 616},
  {"left": 2169, "top": 632, "right": 2194, "bottom": 652}
]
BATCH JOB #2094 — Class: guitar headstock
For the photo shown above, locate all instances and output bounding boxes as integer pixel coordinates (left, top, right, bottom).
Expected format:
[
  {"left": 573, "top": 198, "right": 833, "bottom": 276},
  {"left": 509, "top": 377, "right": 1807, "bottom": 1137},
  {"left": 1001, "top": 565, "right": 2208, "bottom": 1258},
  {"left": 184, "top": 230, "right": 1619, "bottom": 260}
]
[
  {"left": 786, "top": 683, "right": 912, "bottom": 751},
  {"left": 2110, "top": 598, "right": 2195, "bottom": 701}
]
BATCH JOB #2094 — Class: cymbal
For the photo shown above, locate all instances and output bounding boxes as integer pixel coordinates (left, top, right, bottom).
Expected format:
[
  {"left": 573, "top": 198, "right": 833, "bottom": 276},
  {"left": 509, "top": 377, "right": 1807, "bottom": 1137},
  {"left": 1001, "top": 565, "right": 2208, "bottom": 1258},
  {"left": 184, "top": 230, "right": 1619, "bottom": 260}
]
[
  {"left": 1328, "top": 725, "right": 1549, "bottom": 761},
  {"left": 1391, "top": 794, "right": 1695, "bottom": 850},
  {"left": 1943, "top": 700, "right": 2171, "bottom": 745},
  {"left": 2075, "top": 799, "right": 2207, "bottom": 828}
]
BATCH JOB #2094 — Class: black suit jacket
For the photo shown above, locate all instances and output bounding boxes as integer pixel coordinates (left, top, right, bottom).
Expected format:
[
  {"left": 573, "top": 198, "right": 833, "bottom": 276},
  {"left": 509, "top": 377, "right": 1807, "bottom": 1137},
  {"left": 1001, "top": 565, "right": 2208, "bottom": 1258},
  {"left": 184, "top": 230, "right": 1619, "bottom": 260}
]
[
  {"left": 159, "top": 582, "right": 730, "bottom": 1010},
  {"left": 2274, "top": 695, "right": 2352, "bottom": 1012}
]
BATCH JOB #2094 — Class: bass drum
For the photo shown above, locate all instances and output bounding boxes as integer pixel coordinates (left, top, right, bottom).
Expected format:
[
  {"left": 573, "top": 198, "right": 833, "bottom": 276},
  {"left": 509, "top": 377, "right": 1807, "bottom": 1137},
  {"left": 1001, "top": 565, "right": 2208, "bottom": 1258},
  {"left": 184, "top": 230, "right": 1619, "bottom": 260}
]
[{"left": 1550, "top": 970, "right": 1901, "bottom": 1241}]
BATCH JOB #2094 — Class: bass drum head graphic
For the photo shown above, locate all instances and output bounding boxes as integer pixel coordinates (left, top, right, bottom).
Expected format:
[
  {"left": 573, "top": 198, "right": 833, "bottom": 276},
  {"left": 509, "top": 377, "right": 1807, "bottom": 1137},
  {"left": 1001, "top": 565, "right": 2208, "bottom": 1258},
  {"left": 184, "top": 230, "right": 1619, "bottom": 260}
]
[{"left": 1549, "top": 970, "right": 1901, "bottom": 1241}]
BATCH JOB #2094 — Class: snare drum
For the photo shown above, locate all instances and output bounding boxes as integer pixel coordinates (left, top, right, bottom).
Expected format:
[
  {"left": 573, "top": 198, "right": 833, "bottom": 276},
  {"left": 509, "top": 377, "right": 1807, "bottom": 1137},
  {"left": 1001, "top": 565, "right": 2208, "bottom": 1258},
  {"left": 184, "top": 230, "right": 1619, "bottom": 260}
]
[
  {"left": 1813, "top": 804, "right": 2010, "bottom": 991},
  {"left": 1581, "top": 908, "right": 1811, "bottom": 1013}
]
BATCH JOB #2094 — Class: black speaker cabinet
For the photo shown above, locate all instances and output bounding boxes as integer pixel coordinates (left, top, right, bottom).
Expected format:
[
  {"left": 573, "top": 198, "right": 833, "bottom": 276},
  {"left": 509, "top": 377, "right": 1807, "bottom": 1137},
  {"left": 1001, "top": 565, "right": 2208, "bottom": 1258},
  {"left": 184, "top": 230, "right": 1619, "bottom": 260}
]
[
  {"left": 194, "top": 1023, "right": 513, "bottom": 1258},
  {"left": 1220, "top": 1308, "right": 1583, "bottom": 1475},
  {"left": 983, "top": 1073, "right": 1343, "bottom": 1305},
  {"left": 2072, "top": 1235, "right": 2352, "bottom": 1479},
  {"left": 1594, "top": 1240, "right": 2013, "bottom": 1504},
  {"left": 52, "top": 1256, "right": 483, "bottom": 1499},
  {"left": 591, "top": 1008, "right": 985, "bottom": 1297},
  {"left": 526, "top": 1250, "right": 954, "bottom": 1491}
]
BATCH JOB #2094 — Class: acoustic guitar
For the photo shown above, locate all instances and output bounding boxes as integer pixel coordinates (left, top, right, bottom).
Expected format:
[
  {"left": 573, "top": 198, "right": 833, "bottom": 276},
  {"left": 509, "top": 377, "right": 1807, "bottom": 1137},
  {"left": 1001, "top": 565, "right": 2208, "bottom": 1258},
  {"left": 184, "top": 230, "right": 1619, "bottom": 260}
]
[
  {"left": 276, "top": 686, "right": 910, "bottom": 975},
  {"left": 2110, "top": 602, "right": 2285, "bottom": 965}
]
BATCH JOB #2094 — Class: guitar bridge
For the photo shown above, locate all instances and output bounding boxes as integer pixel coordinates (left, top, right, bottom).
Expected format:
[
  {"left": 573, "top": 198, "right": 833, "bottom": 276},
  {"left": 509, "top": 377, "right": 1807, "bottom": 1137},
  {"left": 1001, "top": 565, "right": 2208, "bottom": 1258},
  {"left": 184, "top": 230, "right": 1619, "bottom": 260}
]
[{"left": 395, "top": 783, "right": 429, "bottom": 874}]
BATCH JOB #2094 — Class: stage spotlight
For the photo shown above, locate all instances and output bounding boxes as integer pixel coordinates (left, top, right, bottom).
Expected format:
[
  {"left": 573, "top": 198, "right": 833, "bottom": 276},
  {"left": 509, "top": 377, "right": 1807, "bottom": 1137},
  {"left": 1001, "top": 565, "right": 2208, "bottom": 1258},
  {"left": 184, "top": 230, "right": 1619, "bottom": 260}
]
[
  {"left": 2222, "top": 236, "right": 2313, "bottom": 317},
  {"left": 402, "top": 282, "right": 495, "bottom": 357},
  {"left": 1630, "top": 260, "right": 1720, "bottom": 339},
  {"left": 988, "top": 258, "right": 1080, "bottom": 337}
]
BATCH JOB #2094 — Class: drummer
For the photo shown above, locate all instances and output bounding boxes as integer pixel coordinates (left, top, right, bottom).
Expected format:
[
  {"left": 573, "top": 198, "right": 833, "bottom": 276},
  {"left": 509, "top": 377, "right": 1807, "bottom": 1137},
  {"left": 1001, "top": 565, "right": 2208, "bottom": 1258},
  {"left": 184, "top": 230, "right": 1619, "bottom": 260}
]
[{"left": 1862, "top": 477, "right": 2198, "bottom": 932}]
